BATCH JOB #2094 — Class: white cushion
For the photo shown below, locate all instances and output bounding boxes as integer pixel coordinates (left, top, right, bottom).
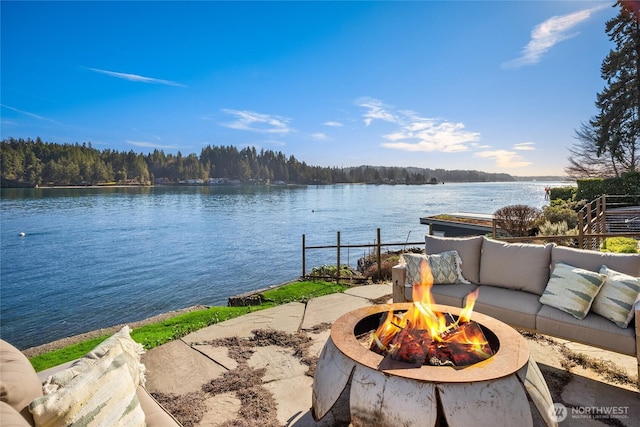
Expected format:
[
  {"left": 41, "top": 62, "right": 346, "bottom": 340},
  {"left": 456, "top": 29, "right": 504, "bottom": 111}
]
[
  {"left": 29, "top": 326, "right": 146, "bottom": 427},
  {"left": 591, "top": 265, "right": 640, "bottom": 328},
  {"left": 539, "top": 263, "right": 606, "bottom": 320}
]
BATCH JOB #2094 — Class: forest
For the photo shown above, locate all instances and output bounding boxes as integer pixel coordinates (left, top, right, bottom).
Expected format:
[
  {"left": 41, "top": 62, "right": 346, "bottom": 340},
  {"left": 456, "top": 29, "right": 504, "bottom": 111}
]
[{"left": 1, "top": 137, "right": 516, "bottom": 187}]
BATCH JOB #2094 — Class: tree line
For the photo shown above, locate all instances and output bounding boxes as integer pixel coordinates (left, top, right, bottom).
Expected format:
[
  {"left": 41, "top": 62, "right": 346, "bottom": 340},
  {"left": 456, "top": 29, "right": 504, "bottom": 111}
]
[{"left": 0, "top": 137, "right": 515, "bottom": 187}]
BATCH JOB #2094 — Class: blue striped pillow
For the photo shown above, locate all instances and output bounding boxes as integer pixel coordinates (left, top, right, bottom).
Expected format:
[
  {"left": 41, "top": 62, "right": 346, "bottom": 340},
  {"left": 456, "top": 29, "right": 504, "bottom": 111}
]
[
  {"left": 591, "top": 265, "right": 640, "bottom": 328},
  {"left": 539, "top": 262, "right": 606, "bottom": 319}
]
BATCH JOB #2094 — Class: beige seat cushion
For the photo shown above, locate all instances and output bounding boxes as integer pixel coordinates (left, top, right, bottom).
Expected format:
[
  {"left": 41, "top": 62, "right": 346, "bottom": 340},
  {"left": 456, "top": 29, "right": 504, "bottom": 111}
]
[
  {"left": 1, "top": 401, "right": 32, "bottom": 427},
  {"left": 0, "top": 340, "right": 43, "bottom": 426},
  {"left": 479, "top": 238, "right": 553, "bottom": 295},
  {"left": 536, "top": 305, "right": 636, "bottom": 356},
  {"left": 551, "top": 246, "right": 640, "bottom": 277},
  {"left": 470, "top": 286, "right": 541, "bottom": 330},
  {"left": 425, "top": 235, "right": 483, "bottom": 283},
  {"left": 430, "top": 283, "right": 478, "bottom": 308}
]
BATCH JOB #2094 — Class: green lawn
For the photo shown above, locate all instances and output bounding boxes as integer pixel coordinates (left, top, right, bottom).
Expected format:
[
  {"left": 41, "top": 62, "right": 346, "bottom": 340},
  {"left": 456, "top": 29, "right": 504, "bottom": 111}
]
[{"left": 29, "top": 280, "right": 350, "bottom": 372}]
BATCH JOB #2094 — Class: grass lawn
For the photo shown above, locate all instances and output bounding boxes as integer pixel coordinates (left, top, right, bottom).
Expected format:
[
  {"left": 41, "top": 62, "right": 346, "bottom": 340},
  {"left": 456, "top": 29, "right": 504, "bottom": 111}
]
[{"left": 29, "top": 280, "right": 350, "bottom": 372}]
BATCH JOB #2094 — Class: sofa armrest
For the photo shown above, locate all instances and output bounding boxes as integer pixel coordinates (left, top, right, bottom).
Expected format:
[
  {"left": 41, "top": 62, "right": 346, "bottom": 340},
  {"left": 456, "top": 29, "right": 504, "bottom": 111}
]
[
  {"left": 392, "top": 265, "right": 407, "bottom": 302},
  {"left": 635, "top": 300, "right": 640, "bottom": 357},
  {"left": 137, "top": 386, "right": 183, "bottom": 427}
]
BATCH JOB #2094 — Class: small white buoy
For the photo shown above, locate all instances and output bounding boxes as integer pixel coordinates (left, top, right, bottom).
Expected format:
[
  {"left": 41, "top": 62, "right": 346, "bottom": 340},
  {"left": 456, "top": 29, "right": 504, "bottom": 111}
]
[{"left": 19, "top": 232, "right": 26, "bottom": 237}]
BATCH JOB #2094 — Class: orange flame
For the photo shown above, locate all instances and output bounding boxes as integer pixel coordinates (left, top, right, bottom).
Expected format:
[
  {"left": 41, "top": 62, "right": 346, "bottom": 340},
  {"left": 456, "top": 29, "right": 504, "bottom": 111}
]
[{"left": 371, "top": 257, "right": 491, "bottom": 363}]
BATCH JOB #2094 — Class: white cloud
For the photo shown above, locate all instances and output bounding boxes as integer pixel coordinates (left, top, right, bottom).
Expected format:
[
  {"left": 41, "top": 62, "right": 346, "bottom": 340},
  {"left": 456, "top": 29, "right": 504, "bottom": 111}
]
[
  {"left": 0, "top": 103, "right": 64, "bottom": 125},
  {"left": 357, "top": 97, "right": 481, "bottom": 153},
  {"left": 221, "top": 109, "right": 293, "bottom": 134},
  {"left": 356, "top": 97, "right": 399, "bottom": 126},
  {"left": 311, "top": 132, "right": 327, "bottom": 140},
  {"left": 86, "top": 67, "right": 186, "bottom": 87},
  {"left": 513, "top": 142, "right": 536, "bottom": 151},
  {"left": 324, "top": 121, "right": 344, "bottom": 127},
  {"left": 502, "top": 4, "right": 607, "bottom": 68},
  {"left": 126, "top": 140, "right": 180, "bottom": 149},
  {"left": 475, "top": 150, "right": 531, "bottom": 168}
]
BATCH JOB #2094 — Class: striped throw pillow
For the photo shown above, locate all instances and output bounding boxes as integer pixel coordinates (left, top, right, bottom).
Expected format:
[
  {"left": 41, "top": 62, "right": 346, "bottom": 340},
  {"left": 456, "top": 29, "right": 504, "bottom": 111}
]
[
  {"left": 539, "top": 262, "right": 606, "bottom": 320},
  {"left": 591, "top": 265, "right": 640, "bottom": 328},
  {"left": 29, "top": 326, "right": 146, "bottom": 427}
]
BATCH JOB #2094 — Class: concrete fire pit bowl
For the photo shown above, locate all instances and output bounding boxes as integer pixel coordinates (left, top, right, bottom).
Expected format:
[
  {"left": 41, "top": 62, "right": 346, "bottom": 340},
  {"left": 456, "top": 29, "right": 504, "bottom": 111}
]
[{"left": 312, "top": 303, "right": 558, "bottom": 427}]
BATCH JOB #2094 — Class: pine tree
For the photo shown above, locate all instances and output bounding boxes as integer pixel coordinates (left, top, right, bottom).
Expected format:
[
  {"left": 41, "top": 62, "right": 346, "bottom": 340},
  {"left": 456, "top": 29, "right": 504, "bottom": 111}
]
[{"left": 569, "top": 1, "right": 640, "bottom": 177}]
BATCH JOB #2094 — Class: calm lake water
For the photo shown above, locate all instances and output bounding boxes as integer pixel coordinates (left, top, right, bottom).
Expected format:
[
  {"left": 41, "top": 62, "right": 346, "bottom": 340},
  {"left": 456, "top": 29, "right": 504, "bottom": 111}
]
[{"left": 1, "top": 182, "right": 566, "bottom": 349}]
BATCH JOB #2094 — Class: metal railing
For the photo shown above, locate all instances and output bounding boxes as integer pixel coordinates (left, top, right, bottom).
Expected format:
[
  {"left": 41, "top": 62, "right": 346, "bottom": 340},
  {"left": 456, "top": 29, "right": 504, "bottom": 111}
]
[{"left": 301, "top": 228, "right": 423, "bottom": 280}]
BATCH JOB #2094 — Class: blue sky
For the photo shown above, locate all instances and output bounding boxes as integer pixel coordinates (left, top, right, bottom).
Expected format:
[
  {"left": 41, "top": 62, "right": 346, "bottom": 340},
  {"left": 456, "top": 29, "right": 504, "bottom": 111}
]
[{"left": 1, "top": 1, "right": 620, "bottom": 176}]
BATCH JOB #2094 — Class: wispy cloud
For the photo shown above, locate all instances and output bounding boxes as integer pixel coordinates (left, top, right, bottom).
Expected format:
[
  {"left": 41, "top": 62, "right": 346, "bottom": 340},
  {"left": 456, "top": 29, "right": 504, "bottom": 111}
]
[
  {"left": 0, "top": 104, "right": 64, "bottom": 125},
  {"left": 324, "top": 121, "right": 344, "bottom": 127},
  {"left": 357, "top": 97, "right": 481, "bottom": 153},
  {"left": 86, "top": 67, "right": 186, "bottom": 87},
  {"left": 221, "top": 109, "right": 293, "bottom": 134},
  {"left": 311, "top": 132, "right": 327, "bottom": 140},
  {"left": 502, "top": 4, "right": 608, "bottom": 68},
  {"left": 126, "top": 140, "right": 181, "bottom": 150},
  {"left": 475, "top": 150, "right": 531, "bottom": 168},
  {"left": 513, "top": 142, "right": 536, "bottom": 151}
]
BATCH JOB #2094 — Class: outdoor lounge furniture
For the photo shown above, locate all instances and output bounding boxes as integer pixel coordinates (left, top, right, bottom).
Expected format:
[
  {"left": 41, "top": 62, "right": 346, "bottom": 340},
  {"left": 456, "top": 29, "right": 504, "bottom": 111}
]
[
  {"left": 0, "top": 326, "right": 182, "bottom": 427},
  {"left": 392, "top": 235, "right": 640, "bottom": 387}
]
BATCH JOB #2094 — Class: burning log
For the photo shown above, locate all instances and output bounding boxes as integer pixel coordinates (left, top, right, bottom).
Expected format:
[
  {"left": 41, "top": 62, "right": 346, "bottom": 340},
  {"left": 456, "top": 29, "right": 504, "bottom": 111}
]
[{"left": 369, "top": 259, "right": 495, "bottom": 367}]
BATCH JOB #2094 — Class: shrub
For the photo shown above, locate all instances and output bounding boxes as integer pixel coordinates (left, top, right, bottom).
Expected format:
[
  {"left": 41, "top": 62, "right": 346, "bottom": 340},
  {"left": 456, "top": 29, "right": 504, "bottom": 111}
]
[
  {"left": 549, "top": 186, "right": 576, "bottom": 201},
  {"left": 540, "top": 204, "right": 579, "bottom": 229},
  {"left": 494, "top": 205, "right": 542, "bottom": 237},
  {"left": 601, "top": 237, "right": 638, "bottom": 253}
]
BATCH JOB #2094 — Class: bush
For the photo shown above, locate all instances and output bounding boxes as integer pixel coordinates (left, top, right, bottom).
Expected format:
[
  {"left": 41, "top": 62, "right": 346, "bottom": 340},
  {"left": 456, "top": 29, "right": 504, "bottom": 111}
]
[
  {"left": 540, "top": 204, "right": 579, "bottom": 229},
  {"left": 601, "top": 237, "right": 638, "bottom": 253},
  {"left": 549, "top": 186, "right": 576, "bottom": 201},
  {"left": 494, "top": 205, "right": 541, "bottom": 237}
]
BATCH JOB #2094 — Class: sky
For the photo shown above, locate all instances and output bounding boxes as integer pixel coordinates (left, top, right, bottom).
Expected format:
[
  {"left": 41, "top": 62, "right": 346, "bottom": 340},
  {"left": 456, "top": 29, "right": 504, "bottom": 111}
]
[{"left": 0, "top": 1, "right": 623, "bottom": 176}]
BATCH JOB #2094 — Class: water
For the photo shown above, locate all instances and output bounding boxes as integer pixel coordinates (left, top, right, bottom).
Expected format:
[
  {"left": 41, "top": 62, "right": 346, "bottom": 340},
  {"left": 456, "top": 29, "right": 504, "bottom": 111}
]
[{"left": 0, "top": 182, "right": 565, "bottom": 349}]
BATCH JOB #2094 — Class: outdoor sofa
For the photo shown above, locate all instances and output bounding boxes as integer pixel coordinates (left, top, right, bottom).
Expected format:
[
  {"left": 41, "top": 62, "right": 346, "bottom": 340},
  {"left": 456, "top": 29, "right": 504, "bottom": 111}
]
[
  {"left": 391, "top": 235, "right": 640, "bottom": 386},
  {"left": 0, "top": 326, "right": 181, "bottom": 427}
]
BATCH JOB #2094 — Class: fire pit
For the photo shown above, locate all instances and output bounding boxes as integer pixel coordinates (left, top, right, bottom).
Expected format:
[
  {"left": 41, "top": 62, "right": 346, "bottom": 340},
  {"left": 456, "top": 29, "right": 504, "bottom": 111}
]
[{"left": 311, "top": 302, "right": 558, "bottom": 427}]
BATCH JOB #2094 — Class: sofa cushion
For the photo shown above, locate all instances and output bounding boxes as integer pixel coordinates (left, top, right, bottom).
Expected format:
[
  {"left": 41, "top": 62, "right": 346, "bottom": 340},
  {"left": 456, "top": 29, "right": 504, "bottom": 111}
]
[
  {"left": 536, "top": 305, "right": 636, "bottom": 356},
  {"left": 467, "top": 286, "right": 541, "bottom": 330},
  {"left": 425, "top": 235, "right": 483, "bottom": 283},
  {"left": 29, "top": 326, "right": 146, "bottom": 427},
  {"left": 539, "top": 262, "right": 606, "bottom": 320},
  {"left": 479, "top": 238, "right": 553, "bottom": 295},
  {"left": 1, "top": 401, "right": 31, "bottom": 427},
  {"left": 591, "top": 265, "right": 640, "bottom": 328},
  {"left": 551, "top": 245, "right": 640, "bottom": 277},
  {"left": 0, "top": 340, "right": 43, "bottom": 426},
  {"left": 430, "top": 283, "right": 478, "bottom": 308},
  {"left": 404, "top": 251, "right": 467, "bottom": 286}
]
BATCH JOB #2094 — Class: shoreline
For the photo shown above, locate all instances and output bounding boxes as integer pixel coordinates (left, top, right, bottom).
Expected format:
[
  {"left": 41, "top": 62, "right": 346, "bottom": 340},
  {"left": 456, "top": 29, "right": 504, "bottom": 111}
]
[{"left": 21, "top": 305, "right": 208, "bottom": 358}]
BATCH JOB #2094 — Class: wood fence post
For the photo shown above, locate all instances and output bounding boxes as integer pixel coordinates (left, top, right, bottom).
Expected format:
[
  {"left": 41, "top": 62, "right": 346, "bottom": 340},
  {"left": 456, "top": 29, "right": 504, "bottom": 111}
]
[
  {"left": 337, "top": 231, "right": 341, "bottom": 281},
  {"left": 302, "top": 234, "right": 306, "bottom": 277},
  {"left": 377, "top": 228, "right": 382, "bottom": 281}
]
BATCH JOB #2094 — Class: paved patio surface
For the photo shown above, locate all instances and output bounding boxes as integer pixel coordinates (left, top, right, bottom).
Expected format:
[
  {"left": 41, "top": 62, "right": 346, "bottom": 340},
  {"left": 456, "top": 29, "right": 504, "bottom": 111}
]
[{"left": 142, "top": 283, "right": 639, "bottom": 426}]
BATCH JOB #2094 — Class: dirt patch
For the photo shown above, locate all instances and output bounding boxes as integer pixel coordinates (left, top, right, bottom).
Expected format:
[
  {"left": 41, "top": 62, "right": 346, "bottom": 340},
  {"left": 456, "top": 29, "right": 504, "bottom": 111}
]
[
  {"left": 151, "top": 391, "right": 207, "bottom": 427},
  {"left": 198, "top": 328, "right": 320, "bottom": 427}
]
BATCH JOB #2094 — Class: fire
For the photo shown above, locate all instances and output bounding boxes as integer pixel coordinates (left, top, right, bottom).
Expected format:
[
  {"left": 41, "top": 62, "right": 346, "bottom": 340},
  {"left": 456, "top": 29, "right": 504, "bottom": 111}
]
[{"left": 371, "top": 258, "right": 494, "bottom": 366}]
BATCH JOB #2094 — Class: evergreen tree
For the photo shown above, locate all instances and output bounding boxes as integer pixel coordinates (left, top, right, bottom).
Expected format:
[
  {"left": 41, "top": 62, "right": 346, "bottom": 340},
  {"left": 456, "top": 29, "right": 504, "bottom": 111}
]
[{"left": 568, "top": 1, "right": 640, "bottom": 177}]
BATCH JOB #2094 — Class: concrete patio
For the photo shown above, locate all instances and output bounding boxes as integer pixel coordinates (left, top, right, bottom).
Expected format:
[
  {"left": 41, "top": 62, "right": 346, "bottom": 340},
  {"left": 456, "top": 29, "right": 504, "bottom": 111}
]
[{"left": 141, "top": 283, "right": 639, "bottom": 426}]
